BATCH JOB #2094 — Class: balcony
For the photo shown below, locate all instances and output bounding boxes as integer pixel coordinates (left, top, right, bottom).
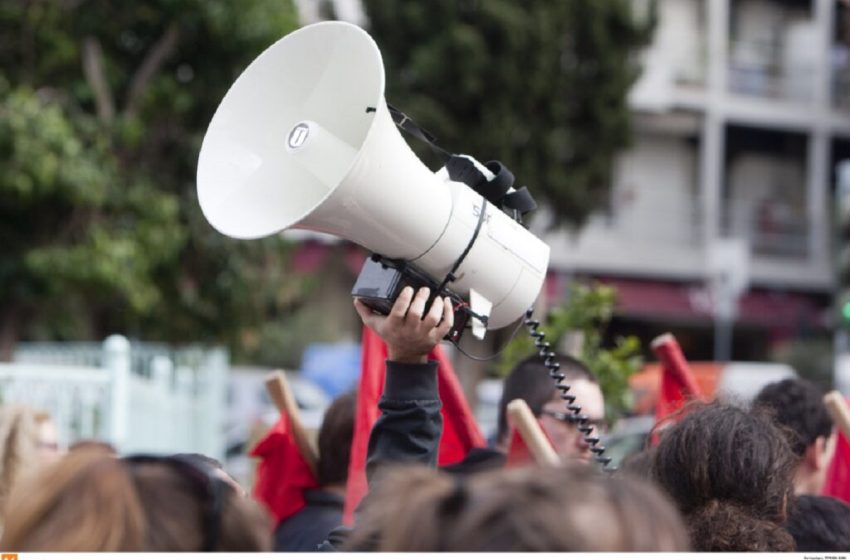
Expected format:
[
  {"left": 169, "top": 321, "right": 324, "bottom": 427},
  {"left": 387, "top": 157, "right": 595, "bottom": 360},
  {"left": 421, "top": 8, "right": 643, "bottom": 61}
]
[
  {"left": 728, "top": 0, "right": 817, "bottom": 103},
  {"left": 723, "top": 124, "right": 810, "bottom": 260},
  {"left": 725, "top": 197, "right": 809, "bottom": 258}
]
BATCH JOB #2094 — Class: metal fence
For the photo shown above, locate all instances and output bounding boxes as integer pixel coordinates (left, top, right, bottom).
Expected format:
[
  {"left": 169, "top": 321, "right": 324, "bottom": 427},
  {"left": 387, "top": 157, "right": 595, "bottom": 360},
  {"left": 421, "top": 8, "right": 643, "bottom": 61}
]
[{"left": 1, "top": 335, "right": 228, "bottom": 460}]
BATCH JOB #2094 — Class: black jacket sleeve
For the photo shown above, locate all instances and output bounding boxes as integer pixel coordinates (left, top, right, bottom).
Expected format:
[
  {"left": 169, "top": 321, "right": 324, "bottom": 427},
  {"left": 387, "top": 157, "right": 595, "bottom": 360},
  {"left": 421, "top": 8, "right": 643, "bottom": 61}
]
[
  {"left": 365, "top": 359, "right": 442, "bottom": 482},
  {"left": 318, "top": 359, "right": 442, "bottom": 552}
]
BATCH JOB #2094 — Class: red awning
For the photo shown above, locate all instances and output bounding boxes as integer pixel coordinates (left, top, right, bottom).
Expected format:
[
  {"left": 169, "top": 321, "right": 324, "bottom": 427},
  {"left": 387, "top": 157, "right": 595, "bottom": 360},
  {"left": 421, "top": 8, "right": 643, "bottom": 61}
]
[{"left": 592, "top": 276, "right": 826, "bottom": 329}]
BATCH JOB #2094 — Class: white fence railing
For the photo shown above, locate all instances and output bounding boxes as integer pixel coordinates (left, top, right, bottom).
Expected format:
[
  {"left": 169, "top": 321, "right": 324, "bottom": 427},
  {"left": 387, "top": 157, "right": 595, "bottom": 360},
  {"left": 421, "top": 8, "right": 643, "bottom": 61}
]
[{"left": 1, "top": 335, "right": 228, "bottom": 460}]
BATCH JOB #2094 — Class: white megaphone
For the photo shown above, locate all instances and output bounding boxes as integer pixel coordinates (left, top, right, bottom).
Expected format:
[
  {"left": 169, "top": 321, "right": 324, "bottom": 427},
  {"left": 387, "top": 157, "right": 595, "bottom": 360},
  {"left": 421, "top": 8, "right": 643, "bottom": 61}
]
[{"left": 197, "top": 21, "right": 549, "bottom": 339}]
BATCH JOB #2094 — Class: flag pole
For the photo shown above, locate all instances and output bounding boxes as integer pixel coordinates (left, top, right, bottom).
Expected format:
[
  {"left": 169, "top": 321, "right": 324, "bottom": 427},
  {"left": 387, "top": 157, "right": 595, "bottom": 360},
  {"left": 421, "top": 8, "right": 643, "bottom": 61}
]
[
  {"left": 506, "top": 399, "right": 560, "bottom": 467},
  {"left": 265, "top": 370, "right": 319, "bottom": 477},
  {"left": 824, "top": 391, "right": 850, "bottom": 441}
]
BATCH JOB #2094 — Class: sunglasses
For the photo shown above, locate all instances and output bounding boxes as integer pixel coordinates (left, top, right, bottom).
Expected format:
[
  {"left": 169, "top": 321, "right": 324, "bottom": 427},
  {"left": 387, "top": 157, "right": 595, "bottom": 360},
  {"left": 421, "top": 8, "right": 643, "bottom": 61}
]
[
  {"left": 123, "top": 454, "right": 227, "bottom": 552},
  {"left": 540, "top": 410, "right": 609, "bottom": 434}
]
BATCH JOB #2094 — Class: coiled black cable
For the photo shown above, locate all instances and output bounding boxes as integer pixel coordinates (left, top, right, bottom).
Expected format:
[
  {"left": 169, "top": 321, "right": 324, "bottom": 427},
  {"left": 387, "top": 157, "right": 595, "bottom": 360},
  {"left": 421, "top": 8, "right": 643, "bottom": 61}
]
[{"left": 524, "top": 308, "right": 615, "bottom": 471}]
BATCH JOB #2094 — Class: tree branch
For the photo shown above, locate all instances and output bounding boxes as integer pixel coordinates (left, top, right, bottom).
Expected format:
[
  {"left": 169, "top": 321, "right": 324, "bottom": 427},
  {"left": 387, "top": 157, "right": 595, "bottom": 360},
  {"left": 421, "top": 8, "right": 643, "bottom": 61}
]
[
  {"left": 124, "top": 23, "right": 180, "bottom": 119},
  {"left": 82, "top": 36, "right": 115, "bottom": 123}
]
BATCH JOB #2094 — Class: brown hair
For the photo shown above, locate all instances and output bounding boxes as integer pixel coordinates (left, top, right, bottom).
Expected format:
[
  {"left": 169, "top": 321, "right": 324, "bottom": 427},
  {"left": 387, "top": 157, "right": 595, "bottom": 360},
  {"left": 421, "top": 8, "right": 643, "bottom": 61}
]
[
  {"left": 346, "top": 464, "right": 689, "bottom": 552},
  {"left": 0, "top": 449, "right": 272, "bottom": 551},
  {"left": 0, "top": 405, "right": 52, "bottom": 524},
  {"left": 651, "top": 402, "right": 797, "bottom": 552},
  {"left": 317, "top": 390, "right": 356, "bottom": 487}
]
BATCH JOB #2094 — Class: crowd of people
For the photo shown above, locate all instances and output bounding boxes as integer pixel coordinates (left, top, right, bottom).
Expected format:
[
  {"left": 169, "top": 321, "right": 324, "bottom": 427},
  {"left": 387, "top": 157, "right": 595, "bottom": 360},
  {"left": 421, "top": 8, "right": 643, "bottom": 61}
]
[{"left": 0, "top": 286, "right": 847, "bottom": 552}]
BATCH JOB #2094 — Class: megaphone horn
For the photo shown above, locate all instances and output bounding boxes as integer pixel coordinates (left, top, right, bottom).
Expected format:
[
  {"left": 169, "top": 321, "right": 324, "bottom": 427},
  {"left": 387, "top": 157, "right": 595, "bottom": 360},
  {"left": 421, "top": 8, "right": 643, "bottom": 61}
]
[{"left": 197, "top": 21, "right": 550, "bottom": 337}]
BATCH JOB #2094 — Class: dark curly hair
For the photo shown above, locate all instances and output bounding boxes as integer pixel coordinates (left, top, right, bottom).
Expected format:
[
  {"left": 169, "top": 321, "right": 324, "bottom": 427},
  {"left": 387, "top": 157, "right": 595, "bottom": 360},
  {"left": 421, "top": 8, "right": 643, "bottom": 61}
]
[
  {"left": 752, "top": 378, "right": 833, "bottom": 457},
  {"left": 651, "top": 402, "right": 797, "bottom": 552}
]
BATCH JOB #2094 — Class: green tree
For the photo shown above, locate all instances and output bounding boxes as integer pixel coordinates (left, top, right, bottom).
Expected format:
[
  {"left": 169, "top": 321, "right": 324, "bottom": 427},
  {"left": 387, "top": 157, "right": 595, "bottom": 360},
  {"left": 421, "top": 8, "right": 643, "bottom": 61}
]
[
  {"left": 0, "top": 0, "right": 307, "bottom": 360},
  {"left": 361, "top": 0, "right": 655, "bottom": 227},
  {"left": 497, "top": 283, "right": 643, "bottom": 418}
]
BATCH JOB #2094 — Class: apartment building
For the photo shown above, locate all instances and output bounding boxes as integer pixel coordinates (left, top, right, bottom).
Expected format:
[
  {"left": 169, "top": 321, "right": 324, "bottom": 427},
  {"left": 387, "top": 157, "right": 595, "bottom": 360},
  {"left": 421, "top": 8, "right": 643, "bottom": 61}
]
[{"left": 541, "top": 0, "right": 850, "bottom": 360}]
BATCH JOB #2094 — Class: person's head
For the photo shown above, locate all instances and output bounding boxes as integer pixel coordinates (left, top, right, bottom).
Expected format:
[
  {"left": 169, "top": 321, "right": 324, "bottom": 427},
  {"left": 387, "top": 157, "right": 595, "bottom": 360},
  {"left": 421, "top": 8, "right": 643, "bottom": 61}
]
[
  {"left": 0, "top": 449, "right": 271, "bottom": 551},
  {"left": 785, "top": 495, "right": 850, "bottom": 552},
  {"left": 0, "top": 406, "right": 61, "bottom": 521},
  {"left": 651, "top": 402, "right": 797, "bottom": 552},
  {"left": 317, "top": 390, "right": 356, "bottom": 489},
  {"left": 497, "top": 353, "right": 605, "bottom": 460},
  {"left": 170, "top": 453, "right": 244, "bottom": 495},
  {"left": 753, "top": 378, "right": 835, "bottom": 494},
  {"left": 346, "top": 463, "right": 688, "bottom": 552}
]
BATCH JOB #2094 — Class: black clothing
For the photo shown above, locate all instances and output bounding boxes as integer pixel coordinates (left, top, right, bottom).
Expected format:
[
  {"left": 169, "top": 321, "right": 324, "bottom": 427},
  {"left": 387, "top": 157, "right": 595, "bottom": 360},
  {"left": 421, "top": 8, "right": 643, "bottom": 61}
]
[
  {"left": 441, "top": 446, "right": 506, "bottom": 475},
  {"left": 366, "top": 359, "right": 442, "bottom": 479},
  {"left": 273, "top": 489, "right": 344, "bottom": 552},
  {"left": 319, "top": 359, "right": 442, "bottom": 551}
]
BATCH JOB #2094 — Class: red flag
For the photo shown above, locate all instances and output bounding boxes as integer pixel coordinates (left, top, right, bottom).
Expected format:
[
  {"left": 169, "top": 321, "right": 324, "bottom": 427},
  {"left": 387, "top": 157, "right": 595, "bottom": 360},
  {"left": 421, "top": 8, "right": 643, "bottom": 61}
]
[
  {"left": 822, "top": 396, "right": 850, "bottom": 503},
  {"left": 250, "top": 411, "right": 319, "bottom": 523},
  {"left": 343, "top": 327, "right": 486, "bottom": 523},
  {"left": 651, "top": 333, "right": 704, "bottom": 443},
  {"left": 505, "top": 427, "right": 535, "bottom": 468},
  {"left": 505, "top": 415, "right": 555, "bottom": 468}
]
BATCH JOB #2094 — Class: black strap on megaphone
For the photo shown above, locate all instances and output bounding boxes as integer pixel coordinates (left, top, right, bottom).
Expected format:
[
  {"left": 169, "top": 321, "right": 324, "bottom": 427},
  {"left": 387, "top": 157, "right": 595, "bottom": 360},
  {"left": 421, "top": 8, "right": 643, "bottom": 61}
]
[
  {"left": 383, "top": 103, "right": 537, "bottom": 220},
  {"left": 385, "top": 103, "right": 452, "bottom": 164},
  {"left": 445, "top": 157, "right": 538, "bottom": 220}
]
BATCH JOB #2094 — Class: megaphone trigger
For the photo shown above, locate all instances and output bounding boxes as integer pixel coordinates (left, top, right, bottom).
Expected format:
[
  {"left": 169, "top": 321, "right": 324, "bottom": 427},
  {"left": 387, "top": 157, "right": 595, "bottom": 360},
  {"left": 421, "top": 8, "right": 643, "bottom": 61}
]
[{"left": 350, "top": 255, "right": 472, "bottom": 343}]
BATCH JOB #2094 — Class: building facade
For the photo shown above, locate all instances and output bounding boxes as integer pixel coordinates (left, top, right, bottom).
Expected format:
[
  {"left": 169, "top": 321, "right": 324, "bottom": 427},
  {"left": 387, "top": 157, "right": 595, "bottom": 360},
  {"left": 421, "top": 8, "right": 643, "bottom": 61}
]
[{"left": 540, "top": 0, "right": 850, "bottom": 360}]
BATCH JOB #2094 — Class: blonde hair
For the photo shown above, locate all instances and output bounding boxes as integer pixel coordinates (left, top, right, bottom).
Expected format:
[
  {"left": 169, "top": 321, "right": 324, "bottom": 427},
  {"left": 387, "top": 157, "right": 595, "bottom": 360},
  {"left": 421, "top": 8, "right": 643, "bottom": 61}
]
[
  {"left": 347, "top": 464, "right": 690, "bottom": 552},
  {"left": 0, "top": 405, "right": 52, "bottom": 523},
  {"left": 0, "top": 449, "right": 272, "bottom": 551}
]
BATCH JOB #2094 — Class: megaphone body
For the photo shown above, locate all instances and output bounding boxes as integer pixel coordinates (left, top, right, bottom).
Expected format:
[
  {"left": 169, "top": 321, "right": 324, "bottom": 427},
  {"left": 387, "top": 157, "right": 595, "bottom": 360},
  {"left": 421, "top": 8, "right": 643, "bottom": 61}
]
[{"left": 197, "top": 22, "right": 549, "bottom": 331}]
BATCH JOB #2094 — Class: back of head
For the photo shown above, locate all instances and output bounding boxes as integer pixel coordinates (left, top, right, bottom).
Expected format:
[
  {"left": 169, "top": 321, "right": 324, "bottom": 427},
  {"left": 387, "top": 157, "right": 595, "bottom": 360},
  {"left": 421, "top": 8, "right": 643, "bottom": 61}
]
[
  {"left": 786, "top": 495, "right": 850, "bottom": 552},
  {"left": 317, "top": 390, "right": 356, "bottom": 487},
  {"left": 130, "top": 455, "right": 271, "bottom": 551},
  {"left": 347, "top": 464, "right": 689, "bottom": 552},
  {"left": 651, "top": 402, "right": 796, "bottom": 551},
  {"left": 753, "top": 378, "right": 832, "bottom": 457},
  {"left": 497, "top": 353, "right": 596, "bottom": 442},
  {"left": 0, "top": 450, "right": 271, "bottom": 551},
  {"left": 0, "top": 449, "right": 145, "bottom": 550}
]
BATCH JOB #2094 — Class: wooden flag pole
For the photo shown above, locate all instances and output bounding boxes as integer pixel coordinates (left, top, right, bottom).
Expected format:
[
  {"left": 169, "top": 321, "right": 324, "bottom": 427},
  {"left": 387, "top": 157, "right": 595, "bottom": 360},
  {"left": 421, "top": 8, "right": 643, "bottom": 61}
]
[
  {"left": 265, "top": 370, "right": 319, "bottom": 477},
  {"left": 824, "top": 391, "right": 850, "bottom": 442},
  {"left": 506, "top": 399, "right": 561, "bottom": 467}
]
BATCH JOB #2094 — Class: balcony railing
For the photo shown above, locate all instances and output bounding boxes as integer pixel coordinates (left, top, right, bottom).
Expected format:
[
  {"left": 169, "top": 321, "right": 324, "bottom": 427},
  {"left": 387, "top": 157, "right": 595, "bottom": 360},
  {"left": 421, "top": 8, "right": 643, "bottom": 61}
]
[
  {"left": 728, "top": 40, "right": 816, "bottom": 102},
  {"left": 579, "top": 195, "right": 808, "bottom": 260},
  {"left": 724, "top": 197, "right": 809, "bottom": 258},
  {"left": 585, "top": 197, "right": 704, "bottom": 248},
  {"left": 834, "top": 44, "right": 850, "bottom": 110}
]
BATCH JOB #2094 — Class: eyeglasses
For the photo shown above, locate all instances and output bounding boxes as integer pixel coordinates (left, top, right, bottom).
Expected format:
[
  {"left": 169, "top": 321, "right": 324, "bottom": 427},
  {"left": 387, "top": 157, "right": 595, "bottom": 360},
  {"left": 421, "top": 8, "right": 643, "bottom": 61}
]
[
  {"left": 540, "top": 410, "right": 609, "bottom": 434},
  {"left": 123, "top": 454, "right": 227, "bottom": 552}
]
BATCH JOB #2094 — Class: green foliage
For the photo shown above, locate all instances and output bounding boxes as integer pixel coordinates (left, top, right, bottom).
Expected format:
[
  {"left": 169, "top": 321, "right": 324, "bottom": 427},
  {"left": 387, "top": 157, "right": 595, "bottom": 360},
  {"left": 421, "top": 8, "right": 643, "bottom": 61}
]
[
  {"left": 362, "top": 0, "right": 655, "bottom": 227},
  {"left": 497, "top": 283, "right": 643, "bottom": 417},
  {"left": 0, "top": 0, "right": 306, "bottom": 361},
  {"left": 0, "top": 85, "right": 183, "bottom": 327}
]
